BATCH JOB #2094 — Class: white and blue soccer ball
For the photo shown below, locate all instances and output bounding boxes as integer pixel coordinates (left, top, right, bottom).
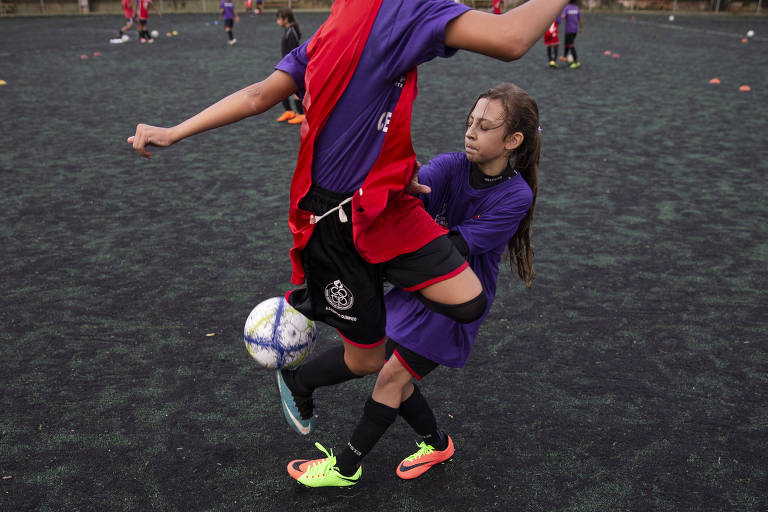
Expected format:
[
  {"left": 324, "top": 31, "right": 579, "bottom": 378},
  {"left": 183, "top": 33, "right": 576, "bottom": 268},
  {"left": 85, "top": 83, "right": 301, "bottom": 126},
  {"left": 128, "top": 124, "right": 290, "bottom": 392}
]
[{"left": 243, "top": 297, "right": 317, "bottom": 370}]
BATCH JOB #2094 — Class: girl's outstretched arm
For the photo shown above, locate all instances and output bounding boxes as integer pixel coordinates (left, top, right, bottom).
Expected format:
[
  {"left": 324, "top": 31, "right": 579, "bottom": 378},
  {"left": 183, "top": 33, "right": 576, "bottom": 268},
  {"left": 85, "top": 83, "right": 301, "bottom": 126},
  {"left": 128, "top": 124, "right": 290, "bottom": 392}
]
[
  {"left": 128, "top": 70, "right": 296, "bottom": 158},
  {"left": 446, "top": 0, "right": 569, "bottom": 61}
]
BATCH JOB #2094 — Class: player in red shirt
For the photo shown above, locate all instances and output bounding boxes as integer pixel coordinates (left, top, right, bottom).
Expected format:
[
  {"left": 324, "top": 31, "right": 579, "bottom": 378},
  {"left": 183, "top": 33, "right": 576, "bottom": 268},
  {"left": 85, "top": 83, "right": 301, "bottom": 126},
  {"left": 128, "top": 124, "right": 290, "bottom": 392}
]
[
  {"left": 137, "top": 0, "right": 162, "bottom": 44},
  {"left": 110, "top": 0, "right": 136, "bottom": 43},
  {"left": 543, "top": 16, "right": 561, "bottom": 68}
]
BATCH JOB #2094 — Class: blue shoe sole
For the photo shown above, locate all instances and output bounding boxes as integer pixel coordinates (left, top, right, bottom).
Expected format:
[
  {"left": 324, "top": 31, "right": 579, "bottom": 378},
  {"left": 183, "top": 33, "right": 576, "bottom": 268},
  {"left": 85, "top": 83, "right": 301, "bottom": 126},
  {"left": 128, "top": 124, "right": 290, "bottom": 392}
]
[{"left": 276, "top": 370, "right": 315, "bottom": 436}]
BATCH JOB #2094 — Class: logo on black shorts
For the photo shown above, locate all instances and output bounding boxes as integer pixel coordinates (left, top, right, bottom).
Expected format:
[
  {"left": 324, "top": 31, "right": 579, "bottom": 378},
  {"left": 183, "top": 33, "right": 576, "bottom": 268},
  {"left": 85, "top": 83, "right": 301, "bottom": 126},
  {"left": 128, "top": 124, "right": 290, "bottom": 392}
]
[{"left": 325, "top": 279, "right": 354, "bottom": 311}]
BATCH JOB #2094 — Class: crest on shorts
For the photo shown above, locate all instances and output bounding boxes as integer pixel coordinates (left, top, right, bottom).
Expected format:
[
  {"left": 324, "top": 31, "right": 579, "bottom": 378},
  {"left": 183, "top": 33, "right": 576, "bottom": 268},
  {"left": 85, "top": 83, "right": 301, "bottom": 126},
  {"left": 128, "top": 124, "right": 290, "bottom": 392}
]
[{"left": 325, "top": 279, "right": 354, "bottom": 311}]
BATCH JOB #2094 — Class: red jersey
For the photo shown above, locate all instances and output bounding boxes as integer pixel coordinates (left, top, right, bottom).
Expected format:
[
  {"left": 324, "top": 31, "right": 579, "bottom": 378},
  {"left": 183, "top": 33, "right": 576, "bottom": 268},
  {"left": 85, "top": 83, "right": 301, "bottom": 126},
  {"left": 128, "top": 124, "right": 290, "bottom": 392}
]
[
  {"left": 493, "top": 0, "right": 502, "bottom": 14},
  {"left": 287, "top": 0, "right": 446, "bottom": 284},
  {"left": 544, "top": 20, "right": 559, "bottom": 45},
  {"left": 137, "top": 0, "right": 151, "bottom": 19},
  {"left": 122, "top": 0, "right": 134, "bottom": 18}
]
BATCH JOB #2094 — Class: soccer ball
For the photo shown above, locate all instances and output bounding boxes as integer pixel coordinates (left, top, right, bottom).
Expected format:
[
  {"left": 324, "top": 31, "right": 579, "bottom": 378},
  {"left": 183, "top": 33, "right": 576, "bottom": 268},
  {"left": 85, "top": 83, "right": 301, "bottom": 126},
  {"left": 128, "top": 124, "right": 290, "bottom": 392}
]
[
  {"left": 150, "top": 29, "right": 159, "bottom": 39},
  {"left": 243, "top": 297, "right": 317, "bottom": 370},
  {"left": 566, "top": 53, "right": 574, "bottom": 64}
]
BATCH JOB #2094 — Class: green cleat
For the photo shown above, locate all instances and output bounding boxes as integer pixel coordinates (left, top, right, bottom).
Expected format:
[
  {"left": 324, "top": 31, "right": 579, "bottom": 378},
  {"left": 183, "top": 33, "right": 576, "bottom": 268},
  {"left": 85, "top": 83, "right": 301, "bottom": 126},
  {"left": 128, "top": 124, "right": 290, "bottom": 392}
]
[
  {"left": 287, "top": 442, "right": 362, "bottom": 488},
  {"left": 569, "top": 62, "right": 581, "bottom": 69}
]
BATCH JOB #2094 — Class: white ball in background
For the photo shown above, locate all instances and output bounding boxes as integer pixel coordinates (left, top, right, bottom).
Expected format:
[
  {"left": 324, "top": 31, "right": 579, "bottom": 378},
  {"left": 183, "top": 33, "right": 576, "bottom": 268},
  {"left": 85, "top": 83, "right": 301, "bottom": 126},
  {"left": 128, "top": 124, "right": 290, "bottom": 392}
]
[
  {"left": 746, "top": 30, "right": 755, "bottom": 38},
  {"left": 668, "top": 15, "right": 675, "bottom": 22},
  {"left": 150, "top": 30, "right": 159, "bottom": 39}
]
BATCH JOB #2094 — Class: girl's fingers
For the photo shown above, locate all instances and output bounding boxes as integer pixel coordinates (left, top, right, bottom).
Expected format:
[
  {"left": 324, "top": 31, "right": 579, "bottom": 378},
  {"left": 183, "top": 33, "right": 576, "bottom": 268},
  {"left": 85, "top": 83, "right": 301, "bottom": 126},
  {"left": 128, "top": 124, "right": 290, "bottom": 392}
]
[{"left": 129, "top": 125, "right": 153, "bottom": 158}]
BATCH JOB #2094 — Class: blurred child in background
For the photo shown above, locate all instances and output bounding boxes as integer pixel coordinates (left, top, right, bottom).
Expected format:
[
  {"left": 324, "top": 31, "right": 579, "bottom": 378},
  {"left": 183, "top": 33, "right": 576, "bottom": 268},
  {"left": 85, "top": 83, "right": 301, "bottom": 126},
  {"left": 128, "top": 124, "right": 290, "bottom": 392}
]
[
  {"left": 275, "top": 8, "right": 304, "bottom": 125},
  {"left": 543, "top": 15, "right": 561, "bottom": 68},
  {"left": 561, "top": 0, "right": 583, "bottom": 68},
  {"left": 137, "top": 0, "right": 161, "bottom": 44},
  {"left": 220, "top": 0, "right": 240, "bottom": 46},
  {"left": 111, "top": 0, "right": 136, "bottom": 43}
]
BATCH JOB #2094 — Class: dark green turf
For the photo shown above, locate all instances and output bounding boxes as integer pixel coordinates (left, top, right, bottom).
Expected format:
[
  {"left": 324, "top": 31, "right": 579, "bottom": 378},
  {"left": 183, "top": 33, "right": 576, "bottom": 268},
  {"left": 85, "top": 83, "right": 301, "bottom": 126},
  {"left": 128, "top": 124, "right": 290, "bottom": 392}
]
[{"left": 1, "top": 11, "right": 767, "bottom": 512}]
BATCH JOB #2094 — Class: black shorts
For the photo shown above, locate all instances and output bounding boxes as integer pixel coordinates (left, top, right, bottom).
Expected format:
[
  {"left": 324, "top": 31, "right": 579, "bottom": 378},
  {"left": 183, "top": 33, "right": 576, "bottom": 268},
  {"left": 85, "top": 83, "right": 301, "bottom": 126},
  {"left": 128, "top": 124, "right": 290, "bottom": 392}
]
[
  {"left": 565, "top": 33, "right": 577, "bottom": 47},
  {"left": 386, "top": 339, "right": 438, "bottom": 380},
  {"left": 286, "top": 185, "right": 466, "bottom": 348},
  {"left": 225, "top": 19, "right": 234, "bottom": 28}
]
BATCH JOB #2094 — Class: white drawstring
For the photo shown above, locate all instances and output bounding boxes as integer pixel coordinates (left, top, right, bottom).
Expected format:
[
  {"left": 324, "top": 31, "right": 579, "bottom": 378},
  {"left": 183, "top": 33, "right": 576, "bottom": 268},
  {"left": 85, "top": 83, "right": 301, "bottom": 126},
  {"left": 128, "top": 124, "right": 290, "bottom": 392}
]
[{"left": 309, "top": 196, "right": 353, "bottom": 225}]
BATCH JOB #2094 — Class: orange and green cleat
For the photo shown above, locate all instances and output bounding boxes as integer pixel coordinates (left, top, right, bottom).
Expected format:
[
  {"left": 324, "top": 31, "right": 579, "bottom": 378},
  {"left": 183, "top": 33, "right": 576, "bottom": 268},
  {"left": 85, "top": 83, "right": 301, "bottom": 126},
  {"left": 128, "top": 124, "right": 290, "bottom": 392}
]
[
  {"left": 396, "top": 435, "right": 455, "bottom": 480},
  {"left": 287, "top": 442, "right": 361, "bottom": 487}
]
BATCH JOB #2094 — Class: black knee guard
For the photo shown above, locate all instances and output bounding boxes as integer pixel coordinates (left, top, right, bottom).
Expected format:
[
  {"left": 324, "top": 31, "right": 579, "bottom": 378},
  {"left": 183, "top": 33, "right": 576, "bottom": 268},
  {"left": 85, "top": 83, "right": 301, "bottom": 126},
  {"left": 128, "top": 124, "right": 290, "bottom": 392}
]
[{"left": 416, "top": 291, "right": 487, "bottom": 324}]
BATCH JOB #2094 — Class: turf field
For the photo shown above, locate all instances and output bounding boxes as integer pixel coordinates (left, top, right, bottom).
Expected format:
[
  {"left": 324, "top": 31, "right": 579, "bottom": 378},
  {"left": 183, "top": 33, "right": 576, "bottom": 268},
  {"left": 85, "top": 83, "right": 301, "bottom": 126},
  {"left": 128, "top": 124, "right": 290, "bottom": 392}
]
[{"left": 1, "top": 10, "right": 767, "bottom": 512}]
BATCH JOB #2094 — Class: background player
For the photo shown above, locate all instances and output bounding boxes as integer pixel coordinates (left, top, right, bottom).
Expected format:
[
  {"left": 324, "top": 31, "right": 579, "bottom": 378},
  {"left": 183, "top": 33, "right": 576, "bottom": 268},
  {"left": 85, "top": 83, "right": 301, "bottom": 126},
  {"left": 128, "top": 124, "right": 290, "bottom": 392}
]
[
  {"left": 275, "top": 8, "right": 304, "bottom": 124},
  {"left": 544, "top": 15, "right": 561, "bottom": 68},
  {"left": 111, "top": 0, "right": 136, "bottom": 44},
  {"left": 561, "top": 0, "right": 584, "bottom": 68},
  {"left": 220, "top": 0, "right": 239, "bottom": 46},
  {"left": 137, "top": 0, "right": 161, "bottom": 44}
]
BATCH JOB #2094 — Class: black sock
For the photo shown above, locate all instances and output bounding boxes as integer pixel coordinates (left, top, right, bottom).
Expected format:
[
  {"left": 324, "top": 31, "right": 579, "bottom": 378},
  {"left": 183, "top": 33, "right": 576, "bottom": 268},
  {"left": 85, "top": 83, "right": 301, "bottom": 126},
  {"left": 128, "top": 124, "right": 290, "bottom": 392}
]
[
  {"left": 336, "top": 397, "right": 398, "bottom": 476},
  {"left": 228, "top": 31, "right": 234, "bottom": 40},
  {"left": 546, "top": 46, "right": 552, "bottom": 61},
  {"left": 571, "top": 48, "right": 578, "bottom": 62},
  {"left": 398, "top": 384, "right": 447, "bottom": 450},
  {"left": 292, "top": 345, "right": 361, "bottom": 394}
]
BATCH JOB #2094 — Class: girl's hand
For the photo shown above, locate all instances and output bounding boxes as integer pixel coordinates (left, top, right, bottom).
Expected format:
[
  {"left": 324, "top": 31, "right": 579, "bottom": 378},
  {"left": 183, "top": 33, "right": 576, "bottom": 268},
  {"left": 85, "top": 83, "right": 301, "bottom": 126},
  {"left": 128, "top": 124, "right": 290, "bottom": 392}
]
[
  {"left": 405, "top": 161, "right": 431, "bottom": 195},
  {"left": 127, "top": 124, "right": 174, "bottom": 159}
]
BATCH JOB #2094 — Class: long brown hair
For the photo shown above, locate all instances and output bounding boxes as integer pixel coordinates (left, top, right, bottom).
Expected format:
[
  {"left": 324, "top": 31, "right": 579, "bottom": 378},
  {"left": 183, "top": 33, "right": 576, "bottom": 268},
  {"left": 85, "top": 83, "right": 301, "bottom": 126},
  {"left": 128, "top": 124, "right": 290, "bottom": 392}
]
[{"left": 468, "top": 83, "right": 540, "bottom": 287}]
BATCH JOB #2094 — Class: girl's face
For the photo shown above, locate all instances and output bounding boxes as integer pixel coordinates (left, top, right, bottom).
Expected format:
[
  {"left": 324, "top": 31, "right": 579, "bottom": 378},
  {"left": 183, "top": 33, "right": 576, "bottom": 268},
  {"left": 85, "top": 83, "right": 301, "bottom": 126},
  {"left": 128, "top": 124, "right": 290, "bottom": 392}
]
[
  {"left": 464, "top": 97, "right": 522, "bottom": 174},
  {"left": 276, "top": 16, "right": 287, "bottom": 27}
]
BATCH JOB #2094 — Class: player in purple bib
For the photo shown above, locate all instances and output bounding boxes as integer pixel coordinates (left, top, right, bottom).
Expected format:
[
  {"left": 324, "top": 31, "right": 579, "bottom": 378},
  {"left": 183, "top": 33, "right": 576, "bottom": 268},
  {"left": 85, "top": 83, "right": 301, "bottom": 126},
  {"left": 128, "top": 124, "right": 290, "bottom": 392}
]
[
  {"left": 286, "top": 83, "right": 541, "bottom": 486},
  {"left": 561, "top": 0, "right": 584, "bottom": 68},
  {"left": 385, "top": 151, "right": 533, "bottom": 368},
  {"left": 219, "top": 0, "right": 239, "bottom": 46}
]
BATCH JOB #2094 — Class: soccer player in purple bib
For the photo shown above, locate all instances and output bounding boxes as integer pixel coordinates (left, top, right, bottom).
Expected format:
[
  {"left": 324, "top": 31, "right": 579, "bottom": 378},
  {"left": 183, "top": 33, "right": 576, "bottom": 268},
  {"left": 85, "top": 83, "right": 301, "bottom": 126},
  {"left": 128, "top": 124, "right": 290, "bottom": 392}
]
[
  {"left": 287, "top": 83, "right": 540, "bottom": 487},
  {"left": 561, "top": 0, "right": 584, "bottom": 68},
  {"left": 219, "top": 0, "right": 239, "bottom": 46}
]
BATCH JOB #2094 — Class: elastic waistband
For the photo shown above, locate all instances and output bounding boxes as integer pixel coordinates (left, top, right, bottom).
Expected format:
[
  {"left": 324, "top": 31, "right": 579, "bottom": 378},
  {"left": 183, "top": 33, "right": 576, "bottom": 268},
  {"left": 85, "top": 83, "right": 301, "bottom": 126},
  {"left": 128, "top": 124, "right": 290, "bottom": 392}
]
[{"left": 305, "top": 183, "right": 354, "bottom": 204}]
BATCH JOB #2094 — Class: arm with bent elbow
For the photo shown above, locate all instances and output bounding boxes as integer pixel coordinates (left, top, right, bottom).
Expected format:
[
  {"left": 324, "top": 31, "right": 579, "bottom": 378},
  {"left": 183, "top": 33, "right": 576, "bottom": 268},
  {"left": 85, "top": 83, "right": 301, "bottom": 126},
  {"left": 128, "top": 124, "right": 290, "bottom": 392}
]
[{"left": 446, "top": 0, "right": 569, "bottom": 61}]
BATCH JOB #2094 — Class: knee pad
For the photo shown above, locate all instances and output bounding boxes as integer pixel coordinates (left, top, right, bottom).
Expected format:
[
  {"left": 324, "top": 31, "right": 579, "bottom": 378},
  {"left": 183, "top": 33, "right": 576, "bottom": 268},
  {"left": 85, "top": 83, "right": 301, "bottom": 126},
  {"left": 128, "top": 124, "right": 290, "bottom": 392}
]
[{"left": 416, "top": 291, "right": 487, "bottom": 324}]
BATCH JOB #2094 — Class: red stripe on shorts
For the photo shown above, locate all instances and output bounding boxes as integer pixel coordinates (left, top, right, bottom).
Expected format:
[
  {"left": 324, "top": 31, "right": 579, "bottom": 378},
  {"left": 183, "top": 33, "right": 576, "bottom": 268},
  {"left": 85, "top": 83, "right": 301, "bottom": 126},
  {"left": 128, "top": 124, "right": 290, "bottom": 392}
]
[
  {"left": 337, "top": 329, "right": 386, "bottom": 349},
  {"left": 400, "top": 260, "right": 469, "bottom": 292},
  {"left": 393, "top": 349, "right": 422, "bottom": 380}
]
